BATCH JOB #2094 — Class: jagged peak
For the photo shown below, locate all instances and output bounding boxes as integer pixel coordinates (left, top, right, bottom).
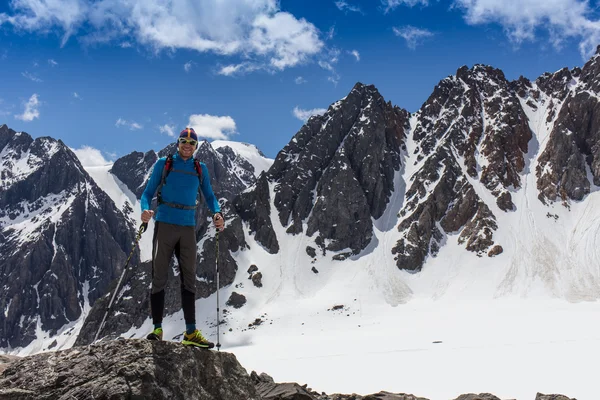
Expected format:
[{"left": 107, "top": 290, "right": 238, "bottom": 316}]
[{"left": 456, "top": 63, "right": 507, "bottom": 84}]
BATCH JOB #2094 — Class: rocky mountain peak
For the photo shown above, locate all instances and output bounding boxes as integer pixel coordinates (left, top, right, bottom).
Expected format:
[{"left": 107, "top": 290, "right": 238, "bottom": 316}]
[
  {"left": 0, "top": 130, "right": 135, "bottom": 349},
  {"left": 237, "top": 81, "right": 410, "bottom": 258}
]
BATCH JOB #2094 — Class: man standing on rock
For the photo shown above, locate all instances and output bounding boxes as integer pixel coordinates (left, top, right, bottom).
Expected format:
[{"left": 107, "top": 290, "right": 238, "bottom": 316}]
[{"left": 141, "top": 127, "right": 224, "bottom": 348}]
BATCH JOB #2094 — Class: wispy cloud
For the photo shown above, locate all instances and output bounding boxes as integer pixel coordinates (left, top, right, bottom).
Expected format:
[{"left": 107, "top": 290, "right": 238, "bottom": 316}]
[
  {"left": 382, "top": 0, "right": 429, "bottom": 13},
  {"left": 159, "top": 124, "right": 176, "bottom": 137},
  {"left": 184, "top": 61, "right": 194, "bottom": 72},
  {"left": 48, "top": 59, "right": 58, "bottom": 66},
  {"left": 73, "top": 92, "right": 81, "bottom": 99},
  {"left": 293, "top": 106, "right": 327, "bottom": 122},
  {"left": 115, "top": 118, "right": 143, "bottom": 130},
  {"left": 188, "top": 114, "right": 237, "bottom": 140},
  {"left": 295, "top": 76, "right": 307, "bottom": 84},
  {"left": 120, "top": 42, "right": 132, "bottom": 48},
  {"left": 318, "top": 48, "right": 341, "bottom": 85},
  {"left": 326, "top": 26, "right": 336, "bottom": 40},
  {"left": 349, "top": 49, "right": 360, "bottom": 61},
  {"left": 217, "top": 62, "right": 261, "bottom": 76},
  {"left": 0, "top": 0, "right": 324, "bottom": 72},
  {"left": 393, "top": 26, "right": 434, "bottom": 49},
  {"left": 0, "top": 98, "right": 12, "bottom": 117},
  {"left": 454, "top": 0, "right": 600, "bottom": 58},
  {"left": 335, "top": 1, "right": 363, "bottom": 13},
  {"left": 21, "top": 71, "right": 42, "bottom": 82},
  {"left": 15, "top": 94, "right": 40, "bottom": 121},
  {"left": 72, "top": 146, "right": 111, "bottom": 167}
]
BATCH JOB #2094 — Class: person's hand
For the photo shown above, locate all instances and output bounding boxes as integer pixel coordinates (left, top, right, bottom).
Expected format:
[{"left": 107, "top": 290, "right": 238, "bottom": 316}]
[
  {"left": 213, "top": 212, "right": 225, "bottom": 231},
  {"left": 141, "top": 210, "right": 154, "bottom": 223}
]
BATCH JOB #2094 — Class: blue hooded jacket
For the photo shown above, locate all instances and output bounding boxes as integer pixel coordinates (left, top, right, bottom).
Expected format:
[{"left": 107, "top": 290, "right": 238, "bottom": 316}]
[{"left": 141, "top": 152, "right": 221, "bottom": 227}]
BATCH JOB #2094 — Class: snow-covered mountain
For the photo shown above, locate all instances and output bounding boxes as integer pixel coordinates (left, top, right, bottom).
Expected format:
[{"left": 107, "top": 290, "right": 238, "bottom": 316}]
[
  {"left": 0, "top": 126, "right": 135, "bottom": 351},
  {"left": 3, "top": 47, "right": 600, "bottom": 400}
]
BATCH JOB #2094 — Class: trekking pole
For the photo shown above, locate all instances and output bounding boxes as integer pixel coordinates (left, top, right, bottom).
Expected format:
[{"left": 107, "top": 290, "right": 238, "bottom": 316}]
[
  {"left": 215, "top": 230, "right": 221, "bottom": 351},
  {"left": 94, "top": 222, "right": 148, "bottom": 343}
]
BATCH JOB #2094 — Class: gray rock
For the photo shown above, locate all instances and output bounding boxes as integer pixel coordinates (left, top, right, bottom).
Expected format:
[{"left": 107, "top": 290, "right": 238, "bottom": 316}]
[
  {"left": 535, "top": 393, "right": 576, "bottom": 400},
  {"left": 0, "top": 339, "right": 260, "bottom": 399},
  {"left": 252, "top": 272, "right": 263, "bottom": 288},
  {"left": 453, "top": 394, "right": 501, "bottom": 400},
  {"left": 226, "top": 292, "right": 247, "bottom": 308}
]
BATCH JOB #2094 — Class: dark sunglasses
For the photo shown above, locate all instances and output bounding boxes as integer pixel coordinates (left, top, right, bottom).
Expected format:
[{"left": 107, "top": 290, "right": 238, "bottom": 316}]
[{"left": 178, "top": 138, "right": 198, "bottom": 146}]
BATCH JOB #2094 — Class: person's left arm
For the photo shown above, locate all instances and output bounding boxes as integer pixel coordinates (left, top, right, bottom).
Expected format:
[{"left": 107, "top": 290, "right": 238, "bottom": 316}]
[{"left": 199, "top": 163, "right": 224, "bottom": 230}]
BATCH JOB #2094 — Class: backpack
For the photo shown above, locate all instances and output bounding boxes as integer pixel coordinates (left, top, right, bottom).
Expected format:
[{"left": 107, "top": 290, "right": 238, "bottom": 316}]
[{"left": 156, "top": 154, "right": 203, "bottom": 210}]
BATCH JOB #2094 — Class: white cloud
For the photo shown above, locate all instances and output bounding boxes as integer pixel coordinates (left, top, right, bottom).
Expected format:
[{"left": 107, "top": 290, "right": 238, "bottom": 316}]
[
  {"left": 184, "top": 61, "right": 194, "bottom": 72},
  {"left": 0, "top": 0, "right": 88, "bottom": 47},
  {"left": 393, "top": 26, "right": 434, "bottom": 49},
  {"left": 72, "top": 145, "right": 111, "bottom": 166},
  {"left": 382, "top": 0, "right": 429, "bottom": 13},
  {"left": 217, "top": 62, "right": 260, "bottom": 76},
  {"left": 454, "top": 0, "right": 600, "bottom": 58},
  {"left": 293, "top": 106, "right": 327, "bottom": 121},
  {"left": 115, "top": 118, "right": 143, "bottom": 130},
  {"left": 48, "top": 59, "right": 58, "bottom": 66},
  {"left": 73, "top": 92, "right": 81, "bottom": 99},
  {"left": 317, "top": 48, "right": 341, "bottom": 85},
  {"left": 188, "top": 114, "right": 237, "bottom": 140},
  {"left": 295, "top": 76, "right": 307, "bottom": 84},
  {"left": 326, "top": 26, "right": 335, "bottom": 41},
  {"left": 159, "top": 124, "right": 176, "bottom": 137},
  {"left": 0, "top": 0, "right": 324, "bottom": 72},
  {"left": 350, "top": 49, "right": 360, "bottom": 61},
  {"left": 120, "top": 41, "right": 132, "bottom": 48},
  {"left": 21, "top": 71, "right": 42, "bottom": 82},
  {"left": 15, "top": 94, "right": 40, "bottom": 121},
  {"left": 0, "top": 98, "right": 12, "bottom": 117},
  {"left": 335, "top": 1, "right": 362, "bottom": 13}
]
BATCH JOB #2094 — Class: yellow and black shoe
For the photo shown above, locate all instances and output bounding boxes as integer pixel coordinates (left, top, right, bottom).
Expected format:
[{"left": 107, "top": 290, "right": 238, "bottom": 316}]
[
  {"left": 182, "top": 329, "right": 214, "bottom": 348},
  {"left": 146, "top": 327, "right": 163, "bottom": 341}
]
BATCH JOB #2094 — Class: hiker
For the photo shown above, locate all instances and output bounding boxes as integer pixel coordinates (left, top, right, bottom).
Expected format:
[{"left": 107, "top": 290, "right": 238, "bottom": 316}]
[{"left": 140, "top": 127, "right": 224, "bottom": 348}]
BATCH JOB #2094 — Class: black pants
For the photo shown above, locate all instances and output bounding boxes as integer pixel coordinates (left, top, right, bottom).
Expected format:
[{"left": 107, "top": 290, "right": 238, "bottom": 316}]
[{"left": 150, "top": 222, "right": 197, "bottom": 325}]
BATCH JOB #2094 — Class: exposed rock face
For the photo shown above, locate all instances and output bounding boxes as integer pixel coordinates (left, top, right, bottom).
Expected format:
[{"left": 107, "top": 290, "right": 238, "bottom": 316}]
[
  {"left": 110, "top": 150, "right": 158, "bottom": 198},
  {"left": 534, "top": 50, "right": 600, "bottom": 204},
  {"left": 535, "top": 394, "right": 575, "bottom": 400},
  {"left": 0, "top": 343, "right": 577, "bottom": 400},
  {"left": 234, "top": 173, "right": 279, "bottom": 253},
  {"left": 0, "top": 126, "right": 134, "bottom": 349},
  {"left": 0, "top": 339, "right": 260, "bottom": 400},
  {"left": 0, "top": 356, "right": 19, "bottom": 375},
  {"left": 253, "top": 82, "right": 410, "bottom": 256},
  {"left": 392, "top": 63, "right": 534, "bottom": 270}
]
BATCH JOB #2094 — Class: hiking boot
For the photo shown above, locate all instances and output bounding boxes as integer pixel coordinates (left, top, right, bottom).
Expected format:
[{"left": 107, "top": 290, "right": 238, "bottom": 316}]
[
  {"left": 182, "top": 329, "right": 214, "bottom": 348},
  {"left": 146, "top": 327, "right": 163, "bottom": 341}
]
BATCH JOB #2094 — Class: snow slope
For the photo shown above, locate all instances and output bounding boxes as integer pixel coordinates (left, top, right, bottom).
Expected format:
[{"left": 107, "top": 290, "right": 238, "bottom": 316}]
[{"left": 8, "top": 124, "right": 600, "bottom": 399}]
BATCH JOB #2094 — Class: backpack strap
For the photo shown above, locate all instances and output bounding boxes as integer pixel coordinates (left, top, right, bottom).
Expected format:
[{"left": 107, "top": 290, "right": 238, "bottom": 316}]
[
  {"left": 193, "top": 158, "right": 203, "bottom": 185},
  {"left": 156, "top": 154, "right": 203, "bottom": 210}
]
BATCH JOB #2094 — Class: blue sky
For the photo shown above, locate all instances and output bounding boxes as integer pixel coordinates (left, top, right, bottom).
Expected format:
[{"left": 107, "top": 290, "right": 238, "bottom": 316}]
[{"left": 1, "top": 0, "right": 599, "bottom": 164}]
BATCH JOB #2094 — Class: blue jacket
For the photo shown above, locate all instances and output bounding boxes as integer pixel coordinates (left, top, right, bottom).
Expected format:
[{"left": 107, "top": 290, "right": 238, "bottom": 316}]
[{"left": 141, "top": 153, "right": 221, "bottom": 227}]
